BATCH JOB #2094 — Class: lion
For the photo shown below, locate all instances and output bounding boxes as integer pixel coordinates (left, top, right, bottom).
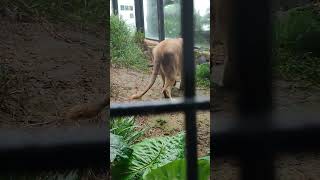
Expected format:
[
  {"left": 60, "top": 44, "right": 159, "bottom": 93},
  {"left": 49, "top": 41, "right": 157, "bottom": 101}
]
[{"left": 130, "top": 38, "right": 184, "bottom": 100}]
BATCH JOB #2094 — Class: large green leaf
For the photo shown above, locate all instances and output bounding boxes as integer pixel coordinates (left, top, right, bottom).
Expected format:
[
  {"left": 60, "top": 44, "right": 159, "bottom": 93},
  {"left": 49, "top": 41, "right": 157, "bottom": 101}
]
[
  {"left": 113, "top": 133, "right": 185, "bottom": 180},
  {"left": 143, "top": 156, "right": 210, "bottom": 180},
  {"left": 110, "top": 133, "right": 132, "bottom": 163}
]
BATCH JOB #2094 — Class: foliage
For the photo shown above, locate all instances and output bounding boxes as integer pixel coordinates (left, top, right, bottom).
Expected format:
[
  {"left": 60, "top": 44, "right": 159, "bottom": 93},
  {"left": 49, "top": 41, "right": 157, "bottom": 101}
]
[
  {"left": 111, "top": 133, "right": 185, "bottom": 180},
  {"left": 273, "top": 6, "right": 320, "bottom": 86},
  {"left": 110, "top": 133, "right": 133, "bottom": 163},
  {"left": 110, "top": 116, "right": 145, "bottom": 146},
  {"left": 111, "top": 133, "right": 134, "bottom": 179},
  {"left": 110, "top": 15, "right": 148, "bottom": 71},
  {"left": 196, "top": 63, "right": 210, "bottom": 88},
  {"left": 0, "top": 169, "right": 104, "bottom": 180},
  {"left": 0, "top": 171, "right": 79, "bottom": 180},
  {"left": 133, "top": 30, "right": 146, "bottom": 49},
  {"left": 274, "top": 7, "right": 320, "bottom": 54},
  {"left": 275, "top": 50, "right": 320, "bottom": 85},
  {"left": 0, "top": 0, "right": 107, "bottom": 25},
  {"left": 143, "top": 156, "right": 210, "bottom": 180}
]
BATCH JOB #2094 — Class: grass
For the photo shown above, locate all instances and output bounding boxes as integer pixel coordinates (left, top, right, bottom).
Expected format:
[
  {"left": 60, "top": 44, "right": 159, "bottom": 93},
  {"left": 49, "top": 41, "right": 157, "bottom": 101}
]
[
  {"left": 196, "top": 63, "right": 210, "bottom": 88},
  {"left": 275, "top": 50, "right": 320, "bottom": 86},
  {"left": 273, "top": 5, "right": 320, "bottom": 87},
  {"left": 0, "top": 2, "right": 108, "bottom": 179},
  {"left": 0, "top": 0, "right": 107, "bottom": 26},
  {"left": 0, "top": 169, "right": 108, "bottom": 180},
  {"left": 110, "top": 15, "right": 149, "bottom": 72}
]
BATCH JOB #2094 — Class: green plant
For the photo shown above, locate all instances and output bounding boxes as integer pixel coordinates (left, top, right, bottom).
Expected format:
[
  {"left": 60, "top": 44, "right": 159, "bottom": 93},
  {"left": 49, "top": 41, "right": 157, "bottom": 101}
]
[
  {"left": 273, "top": 6, "right": 320, "bottom": 86},
  {"left": 110, "top": 15, "right": 148, "bottom": 71},
  {"left": 274, "top": 7, "right": 320, "bottom": 54},
  {"left": 275, "top": 50, "right": 320, "bottom": 85},
  {"left": 110, "top": 116, "right": 145, "bottom": 146},
  {"left": 133, "top": 30, "right": 146, "bottom": 49},
  {"left": 196, "top": 63, "right": 210, "bottom": 88},
  {"left": 0, "top": 0, "right": 107, "bottom": 25},
  {"left": 0, "top": 170, "right": 81, "bottom": 180},
  {"left": 110, "top": 133, "right": 133, "bottom": 163},
  {"left": 143, "top": 156, "right": 210, "bottom": 180},
  {"left": 111, "top": 132, "right": 185, "bottom": 180}
]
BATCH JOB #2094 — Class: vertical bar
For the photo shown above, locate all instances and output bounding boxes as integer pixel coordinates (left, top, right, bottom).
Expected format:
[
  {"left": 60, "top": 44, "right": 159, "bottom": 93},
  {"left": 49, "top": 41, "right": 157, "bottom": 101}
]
[
  {"left": 134, "top": 0, "right": 144, "bottom": 32},
  {"left": 106, "top": 0, "right": 111, "bottom": 176},
  {"left": 230, "top": 0, "right": 274, "bottom": 179},
  {"left": 112, "top": 0, "right": 118, "bottom": 15},
  {"left": 157, "top": 0, "right": 165, "bottom": 40},
  {"left": 181, "top": 1, "right": 198, "bottom": 180}
]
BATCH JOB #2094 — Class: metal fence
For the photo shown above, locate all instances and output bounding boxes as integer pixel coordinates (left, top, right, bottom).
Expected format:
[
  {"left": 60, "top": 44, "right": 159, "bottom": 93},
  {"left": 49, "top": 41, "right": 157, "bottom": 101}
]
[
  {"left": 212, "top": 0, "right": 320, "bottom": 180},
  {"left": 1, "top": 0, "right": 319, "bottom": 180}
]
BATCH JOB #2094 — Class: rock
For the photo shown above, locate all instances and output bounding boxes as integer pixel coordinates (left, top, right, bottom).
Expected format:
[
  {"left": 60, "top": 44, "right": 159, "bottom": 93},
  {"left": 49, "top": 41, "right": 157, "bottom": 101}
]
[{"left": 197, "top": 55, "right": 207, "bottom": 64}]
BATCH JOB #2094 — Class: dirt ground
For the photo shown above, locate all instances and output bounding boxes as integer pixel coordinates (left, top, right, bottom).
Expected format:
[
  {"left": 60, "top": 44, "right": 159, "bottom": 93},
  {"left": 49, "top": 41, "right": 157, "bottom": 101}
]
[
  {"left": 2, "top": 14, "right": 320, "bottom": 179},
  {"left": 212, "top": 76, "right": 320, "bottom": 179},
  {"left": 0, "top": 18, "right": 108, "bottom": 129},
  {"left": 110, "top": 65, "right": 210, "bottom": 157},
  {"left": 0, "top": 17, "right": 109, "bottom": 179}
]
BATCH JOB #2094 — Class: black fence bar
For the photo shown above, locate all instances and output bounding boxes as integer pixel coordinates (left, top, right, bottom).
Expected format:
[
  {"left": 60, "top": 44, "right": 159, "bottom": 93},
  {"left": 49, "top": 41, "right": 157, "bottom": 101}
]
[
  {"left": 110, "top": 96, "right": 209, "bottom": 117},
  {"left": 0, "top": 127, "right": 107, "bottom": 172},
  {"left": 231, "top": 0, "right": 273, "bottom": 178},
  {"left": 111, "top": 0, "right": 118, "bottom": 15},
  {"left": 181, "top": 0, "right": 198, "bottom": 180},
  {"left": 212, "top": 113, "right": 320, "bottom": 156},
  {"left": 157, "top": 0, "right": 165, "bottom": 40},
  {"left": 134, "top": 0, "right": 144, "bottom": 32}
]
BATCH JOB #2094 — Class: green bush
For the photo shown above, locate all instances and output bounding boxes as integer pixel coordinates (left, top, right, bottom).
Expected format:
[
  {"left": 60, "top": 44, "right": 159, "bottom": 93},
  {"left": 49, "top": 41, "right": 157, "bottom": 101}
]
[
  {"left": 276, "top": 50, "right": 320, "bottom": 85},
  {"left": 274, "top": 7, "right": 320, "bottom": 54},
  {"left": 274, "top": 6, "right": 320, "bottom": 86},
  {"left": 111, "top": 132, "right": 185, "bottom": 180},
  {"left": 110, "top": 15, "right": 148, "bottom": 71},
  {"left": 111, "top": 130, "right": 210, "bottom": 180},
  {"left": 196, "top": 63, "right": 210, "bottom": 88},
  {"left": 110, "top": 116, "right": 145, "bottom": 146},
  {"left": 144, "top": 156, "right": 210, "bottom": 180},
  {"left": 0, "top": 0, "right": 107, "bottom": 25}
]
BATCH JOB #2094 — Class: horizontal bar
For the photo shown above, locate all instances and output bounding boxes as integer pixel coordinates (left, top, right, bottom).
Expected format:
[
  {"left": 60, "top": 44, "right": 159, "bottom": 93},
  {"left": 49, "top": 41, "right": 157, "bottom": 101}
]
[
  {"left": 110, "top": 96, "right": 210, "bottom": 117},
  {"left": 212, "top": 112, "right": 320, "bottom": 157},
  {"left": 0, "top": 126, "right": 108, "bottom": 172},
  {"left": 0, "top": 112, "right": 318, "bottom": 172}
]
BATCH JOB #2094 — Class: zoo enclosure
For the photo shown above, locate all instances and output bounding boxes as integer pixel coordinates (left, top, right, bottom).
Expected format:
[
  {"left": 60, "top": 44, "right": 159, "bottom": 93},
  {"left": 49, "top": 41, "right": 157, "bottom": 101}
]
[
  {"left": 111, "top": 0, "right": 210, "bottom": 49},
  {"left": 0, "top": 1, "right": 319, "bottom": 180},
  {"left": 110, "top": 0, "right": 210, "bottom": 180},
  {"left": 212, "top": 0, "right": 320, "bottom": 180}
]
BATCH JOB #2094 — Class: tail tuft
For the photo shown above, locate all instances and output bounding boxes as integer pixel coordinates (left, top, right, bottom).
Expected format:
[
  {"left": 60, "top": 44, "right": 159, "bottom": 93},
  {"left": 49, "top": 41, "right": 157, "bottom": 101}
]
[{"left": 129, "top": 94, "right": 142, "bottom": 100}]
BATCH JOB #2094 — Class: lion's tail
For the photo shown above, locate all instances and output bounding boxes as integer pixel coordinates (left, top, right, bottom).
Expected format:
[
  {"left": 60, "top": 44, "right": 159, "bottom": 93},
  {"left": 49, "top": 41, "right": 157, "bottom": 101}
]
[
  {"left": 66, "top": 96, "right": 109, "bottom": 120},
  {"left": 130, "top": 56, "right": 161, "bottom": 99}
]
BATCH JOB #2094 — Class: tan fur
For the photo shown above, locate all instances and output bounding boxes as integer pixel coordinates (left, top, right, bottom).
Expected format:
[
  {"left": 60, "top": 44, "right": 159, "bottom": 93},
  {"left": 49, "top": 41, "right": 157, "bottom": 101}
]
[
  {"left": 65, "top": 96, "right": 109, "bottom": 120},
  {"left": 130, "top": 38, "right": 183, "bottom": 100}
]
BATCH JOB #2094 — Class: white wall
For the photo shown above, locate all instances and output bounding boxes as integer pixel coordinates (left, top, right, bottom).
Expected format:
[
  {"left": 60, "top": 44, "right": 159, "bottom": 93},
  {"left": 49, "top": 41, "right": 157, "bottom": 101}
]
[{"left": 117, "top": 0, "right": 136, "bottom": 29}]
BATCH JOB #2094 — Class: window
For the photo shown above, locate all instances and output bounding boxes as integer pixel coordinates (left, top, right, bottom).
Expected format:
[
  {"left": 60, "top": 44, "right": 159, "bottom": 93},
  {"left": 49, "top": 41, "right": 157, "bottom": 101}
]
[
  {"left": 143, "top": 0, "right": 159, "bottom": 40},
  {"left": 194, "top": 0, "right": 210, "bottom": 49},
  {"left": 163, "top": 0, "right": 181, "bottom": 39}
]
